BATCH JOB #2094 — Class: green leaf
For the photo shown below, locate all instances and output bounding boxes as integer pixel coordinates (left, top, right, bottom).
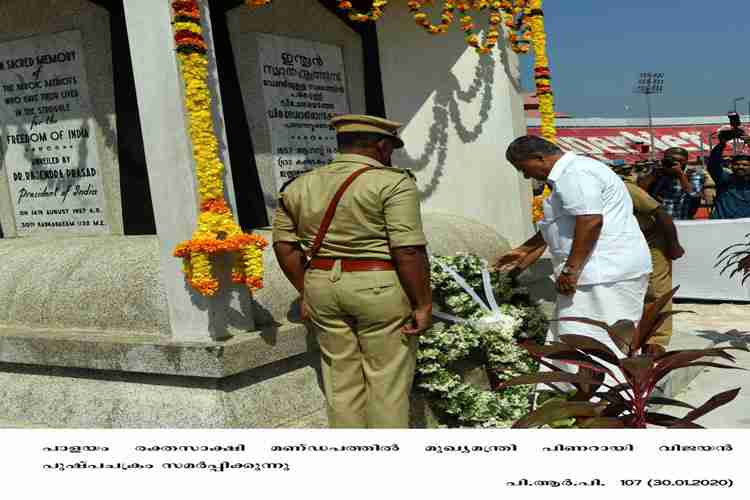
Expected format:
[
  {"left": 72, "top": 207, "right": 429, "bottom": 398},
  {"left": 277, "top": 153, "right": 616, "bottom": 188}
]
[{"left": 512, "top": 400, "right": 604, "bottom": 429}]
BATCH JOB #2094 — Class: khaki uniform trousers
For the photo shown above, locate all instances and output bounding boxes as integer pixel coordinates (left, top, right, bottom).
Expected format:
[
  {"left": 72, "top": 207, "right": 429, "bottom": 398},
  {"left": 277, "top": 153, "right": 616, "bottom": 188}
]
[
  {"left": 645, "top": 246, "right": 673, "bottom": 347},
  {"left": 304, "top": 264, "right": 418, "bottom": 428}
]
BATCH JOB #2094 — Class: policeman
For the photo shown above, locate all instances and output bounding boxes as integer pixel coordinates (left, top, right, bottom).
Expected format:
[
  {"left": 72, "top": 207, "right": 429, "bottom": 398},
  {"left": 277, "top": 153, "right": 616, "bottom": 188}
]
[
  {"left": 272, "top": 114, "right": 432, "bottom": 428},
  {"left": 609, "top": 159, "right": 685, "bottom": 350}
]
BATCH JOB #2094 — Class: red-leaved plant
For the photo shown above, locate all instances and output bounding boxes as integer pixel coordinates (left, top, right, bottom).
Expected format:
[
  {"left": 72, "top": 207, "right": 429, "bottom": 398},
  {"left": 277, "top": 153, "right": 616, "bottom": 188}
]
[
  {"left": 497, "top": 287, "right": 747, "bottom": 428},
  {"left": 716, "top": 233, "right": 750, "bottom": 285}
]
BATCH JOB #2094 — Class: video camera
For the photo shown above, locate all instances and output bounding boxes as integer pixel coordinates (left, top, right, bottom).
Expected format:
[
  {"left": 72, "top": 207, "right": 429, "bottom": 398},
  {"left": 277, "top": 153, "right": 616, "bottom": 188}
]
[
  {"left": 720, "top": 112, "right": 748, "bottom": 143},
  {"left": 633, "top": 160, "right": 658, "bottom": 174}
]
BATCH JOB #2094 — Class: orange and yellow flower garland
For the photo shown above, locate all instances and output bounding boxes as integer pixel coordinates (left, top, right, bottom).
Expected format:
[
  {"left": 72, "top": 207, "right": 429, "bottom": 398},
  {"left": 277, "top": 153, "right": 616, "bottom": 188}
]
[
  {"left": 405, "top": 1, "right": 502, "bottom": 54},
  {"left": 245, "top": 0, "right": 387, "bottom": 22},
  {"left": 499, "top": 1, "right": 531, "bottom": 54},
  {"left": 528, "top": 0, "right": 555, "bottom": 142},
  {"left": 337, "top": 0, "right": 388, "bottom": 22},
  {"left": 408, "top": 0, "right": 458, "bottom": 35},
  {"left": 524, "top": 0, "right": 555, "bottom": 222},
  {"left": 172, "top": 0, "right": 268, "bottom": 296},
  {"left": 243, "top": 0, "right": 555, "bottom": 222},
  {"left": 460, "top": 1, "right": 503, "bottom": 55}
]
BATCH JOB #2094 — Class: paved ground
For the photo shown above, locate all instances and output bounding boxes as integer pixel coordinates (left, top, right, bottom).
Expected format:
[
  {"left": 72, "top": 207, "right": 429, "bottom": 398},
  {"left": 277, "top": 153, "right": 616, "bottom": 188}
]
[{"left": 669, "top": 301, "right": 750, "bottom": 428}]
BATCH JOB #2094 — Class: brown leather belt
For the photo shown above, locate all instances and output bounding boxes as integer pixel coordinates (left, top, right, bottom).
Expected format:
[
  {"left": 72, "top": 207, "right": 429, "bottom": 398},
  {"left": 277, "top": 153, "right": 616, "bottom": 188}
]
[{"left": 308, "top": 258, "right": 395, "bottom": 272}]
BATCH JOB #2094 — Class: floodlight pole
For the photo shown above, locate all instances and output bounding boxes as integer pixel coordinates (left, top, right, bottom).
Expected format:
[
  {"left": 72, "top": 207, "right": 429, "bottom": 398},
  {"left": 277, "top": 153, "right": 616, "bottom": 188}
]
[
  {"left": 646, "top": 92, "right": 655, "bottom": 161},
  {"left": 633, "top": 72, "right": 664, "bottom": 162}
]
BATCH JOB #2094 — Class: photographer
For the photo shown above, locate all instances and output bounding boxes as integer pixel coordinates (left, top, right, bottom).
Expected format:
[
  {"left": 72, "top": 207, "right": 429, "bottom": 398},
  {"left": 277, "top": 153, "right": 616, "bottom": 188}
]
[
  {"left": 707, "top": 127, "right": 750, "bottom": 219},
  {"left": 639, "top": 147, "right": 703, "bottom": 220}
]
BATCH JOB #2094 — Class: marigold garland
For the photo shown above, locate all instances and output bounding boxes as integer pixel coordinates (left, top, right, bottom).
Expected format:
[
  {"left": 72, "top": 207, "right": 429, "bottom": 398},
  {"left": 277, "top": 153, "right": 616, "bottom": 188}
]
[
  {"left": 172, "top": 0, "right": 268, "bottom": 296},
  {"left": 498, "top": 0, "right": 531, "bottom": 54},
  {"left": 243, "top": 0, "right": 557, "bottom": 221},
  {"left": 246, "top": 0, "right": 387, "bottom": 22},
  {"left": 531, "top": 184, "right": 550, "bottom": 223},
  {"left": 528, "top": 0, "right": 555, "bottom": 142},
  {"left": 337, "top": 0, "right": 388, "bottom": 22},
  {"left": 524, "top": 1, "right": 555, "bottom": 219},
  {"left": 408, "top": 0, "right": 459, "bottom": 35},
  {"left": 458, "top": 1, "right": 503, "bottom": 55}
]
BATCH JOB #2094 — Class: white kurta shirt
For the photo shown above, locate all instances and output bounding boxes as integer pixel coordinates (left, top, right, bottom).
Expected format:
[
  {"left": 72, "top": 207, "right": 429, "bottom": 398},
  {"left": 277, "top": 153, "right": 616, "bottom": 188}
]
[{"left": 540, "top": 152, "right": 652, "bottom": 286}]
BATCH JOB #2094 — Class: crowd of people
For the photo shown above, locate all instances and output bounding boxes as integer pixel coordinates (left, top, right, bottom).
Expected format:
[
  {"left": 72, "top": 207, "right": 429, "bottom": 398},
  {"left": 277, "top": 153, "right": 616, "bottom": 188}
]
[{"left": 601, "top": 128, "right": 750, "bottom": 221}]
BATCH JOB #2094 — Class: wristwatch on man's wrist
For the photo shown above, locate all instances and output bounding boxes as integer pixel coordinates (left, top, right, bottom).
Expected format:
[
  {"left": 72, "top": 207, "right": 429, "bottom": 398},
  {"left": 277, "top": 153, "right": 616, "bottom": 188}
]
[{"left": 561, "top": 264, "right": 580, "bottom": 276}]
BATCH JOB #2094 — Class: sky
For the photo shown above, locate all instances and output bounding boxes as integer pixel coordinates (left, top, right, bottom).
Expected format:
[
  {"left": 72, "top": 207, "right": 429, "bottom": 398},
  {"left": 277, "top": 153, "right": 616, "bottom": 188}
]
[{"left": 519, "top": 1, "right": 750, "bottom": 118}]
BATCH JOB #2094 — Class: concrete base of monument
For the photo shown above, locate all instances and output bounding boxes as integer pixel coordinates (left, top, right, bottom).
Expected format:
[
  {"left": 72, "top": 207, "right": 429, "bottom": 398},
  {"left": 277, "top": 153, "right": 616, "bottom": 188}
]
[
  {"left": 0, "top": 213, "right": 513, "bottom": 428},
  {"left": 0, "top": 329, "right": 719, "bottom": 429},
  {"left": 0, "top": 352, "right": 328, "bottom": 429},
  {"left": 0, "top": 322, "right": 333, "bottom": 428}
]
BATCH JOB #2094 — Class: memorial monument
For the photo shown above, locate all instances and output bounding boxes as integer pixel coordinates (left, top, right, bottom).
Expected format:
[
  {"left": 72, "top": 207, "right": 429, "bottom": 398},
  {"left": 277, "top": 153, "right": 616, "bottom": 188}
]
[{"left": 0, "top": 0, "right": 531, "bottom": 427}]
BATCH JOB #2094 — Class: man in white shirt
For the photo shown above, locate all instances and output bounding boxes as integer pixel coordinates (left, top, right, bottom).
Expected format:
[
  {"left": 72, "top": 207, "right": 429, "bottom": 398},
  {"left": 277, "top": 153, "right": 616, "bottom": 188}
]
[{"left": 497, "top": 136, "right": 652, "bottom": 357}]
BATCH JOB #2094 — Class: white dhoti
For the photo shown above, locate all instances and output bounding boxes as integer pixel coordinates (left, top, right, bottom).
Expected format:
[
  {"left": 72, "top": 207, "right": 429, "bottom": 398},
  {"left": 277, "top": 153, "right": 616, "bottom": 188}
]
[
  {"left": 539, "top": 274, "right": 649, "bottom": 393},
  {"left": 551, "top": 274, "right": 649, "bottom": 355}
]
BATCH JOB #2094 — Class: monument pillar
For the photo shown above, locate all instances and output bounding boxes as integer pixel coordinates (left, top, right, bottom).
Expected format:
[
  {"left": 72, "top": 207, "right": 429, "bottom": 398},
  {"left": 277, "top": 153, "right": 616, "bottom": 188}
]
[
  {"left": 376, "top": 4, "right": 534, "bottom": 246},
  {"left": 123, "top": 0, "right": 250, "bottom": 341}
]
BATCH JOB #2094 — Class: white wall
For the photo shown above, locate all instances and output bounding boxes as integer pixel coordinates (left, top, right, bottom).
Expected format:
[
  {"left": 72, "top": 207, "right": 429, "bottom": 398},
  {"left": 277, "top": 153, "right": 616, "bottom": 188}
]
[
  {"left": 376, "top": 4, "right": 533, "bottom": 246},
  {"left": 0, "top": 0, "right": 123, "bottom": 236},
  {"left": 226, "top": 0, "right": 367, "bottom": 222}
]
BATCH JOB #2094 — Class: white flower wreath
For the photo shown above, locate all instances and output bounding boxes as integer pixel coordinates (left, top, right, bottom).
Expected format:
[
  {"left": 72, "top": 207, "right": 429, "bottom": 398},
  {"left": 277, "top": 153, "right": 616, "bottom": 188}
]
[{"left": 416, "top": 253, "right": 548, "bottom": 428}]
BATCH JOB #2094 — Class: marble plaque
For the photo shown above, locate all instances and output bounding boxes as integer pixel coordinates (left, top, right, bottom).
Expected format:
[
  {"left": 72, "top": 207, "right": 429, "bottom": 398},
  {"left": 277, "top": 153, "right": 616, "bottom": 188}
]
[
  {"left": 256, "top": 33, "right": 350, "bottom": 191},
  {"left": 0, "top": 30, "right": 109, "bottom": 235}
]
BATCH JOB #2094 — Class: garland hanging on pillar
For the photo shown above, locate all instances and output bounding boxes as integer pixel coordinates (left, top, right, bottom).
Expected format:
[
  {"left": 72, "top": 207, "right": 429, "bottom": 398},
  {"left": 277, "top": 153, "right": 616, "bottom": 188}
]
[
  {"left": 526, "top": 0, "right": 554, "bottom": 222},
  {"left": 242, "top": 0, "right": 556, "bottom": 221},
  {"left": 528, "top": 0, "right": 555, "bottom": 142},
  {"left": 171, "top": 0, "right": 268, "bottom": 296}
]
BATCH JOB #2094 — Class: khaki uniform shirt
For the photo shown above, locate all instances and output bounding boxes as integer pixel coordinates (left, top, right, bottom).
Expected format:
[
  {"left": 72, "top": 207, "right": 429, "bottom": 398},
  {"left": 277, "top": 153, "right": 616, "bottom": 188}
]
[
  {"left": 272, "top": 153, "right": 427, "bottom": 260},
  {"left": 624, "top": 178, "right": 667, "bottom": 251}
]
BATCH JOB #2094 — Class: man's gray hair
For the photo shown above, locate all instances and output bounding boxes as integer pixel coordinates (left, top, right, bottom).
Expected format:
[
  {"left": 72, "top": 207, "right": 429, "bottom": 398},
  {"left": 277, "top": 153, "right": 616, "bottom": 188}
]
[{"left": 506, "top": 135, "right": 562, "bottom": 164}]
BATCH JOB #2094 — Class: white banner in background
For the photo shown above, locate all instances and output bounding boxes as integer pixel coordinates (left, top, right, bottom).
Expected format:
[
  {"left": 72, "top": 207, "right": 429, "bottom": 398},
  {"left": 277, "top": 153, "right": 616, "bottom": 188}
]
[{"left": 674, "top": 218, "right": 750, "bottom": 302}]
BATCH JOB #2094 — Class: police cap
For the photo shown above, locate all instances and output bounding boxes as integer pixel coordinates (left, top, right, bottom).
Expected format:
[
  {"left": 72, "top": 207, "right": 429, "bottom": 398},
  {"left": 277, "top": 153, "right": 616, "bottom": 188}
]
[{"left": 330, "top": 114, "right": 404, "bottom": 149}]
